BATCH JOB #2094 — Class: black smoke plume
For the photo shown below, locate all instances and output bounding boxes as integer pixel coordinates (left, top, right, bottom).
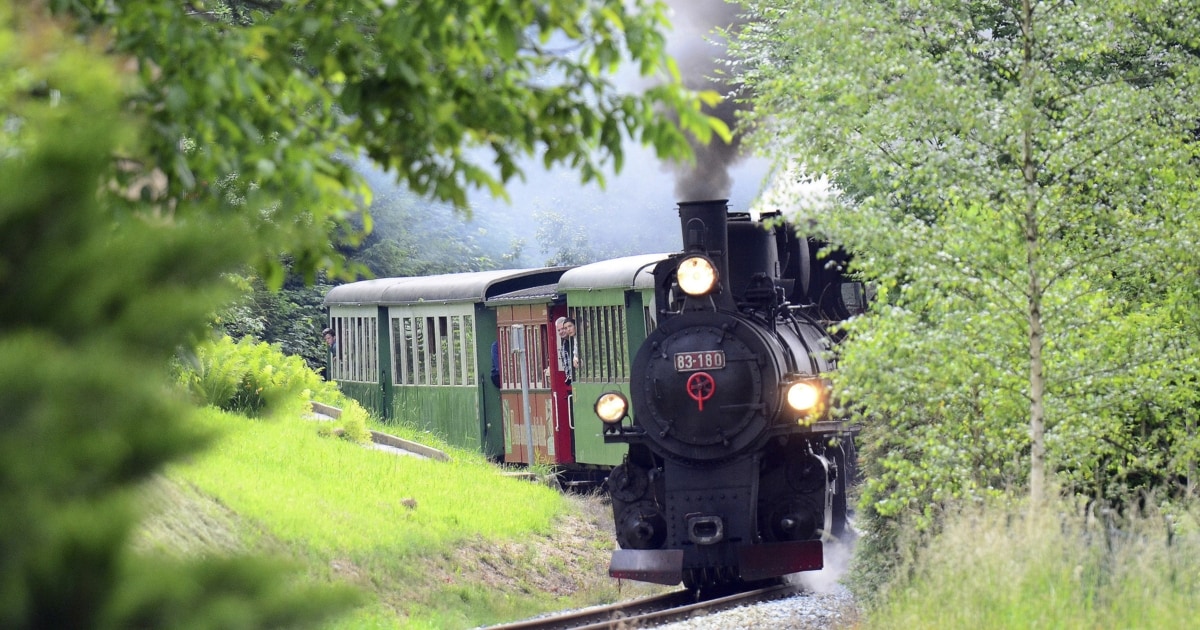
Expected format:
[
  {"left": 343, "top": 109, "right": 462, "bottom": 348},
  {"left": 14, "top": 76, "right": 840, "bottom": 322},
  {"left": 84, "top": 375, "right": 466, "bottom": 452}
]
[{"left": 665, "top": 0, "right": 750, "bottom": 201}]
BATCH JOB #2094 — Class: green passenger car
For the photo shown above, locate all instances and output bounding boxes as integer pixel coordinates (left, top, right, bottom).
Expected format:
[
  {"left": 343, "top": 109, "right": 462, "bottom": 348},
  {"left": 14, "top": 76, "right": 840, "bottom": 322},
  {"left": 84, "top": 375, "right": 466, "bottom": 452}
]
[
  {"left": 323, "top": 268, "right": 568, "bottom": 457},
  {"left": 557, "top": 253, "right": 669, "bottom": 467}
]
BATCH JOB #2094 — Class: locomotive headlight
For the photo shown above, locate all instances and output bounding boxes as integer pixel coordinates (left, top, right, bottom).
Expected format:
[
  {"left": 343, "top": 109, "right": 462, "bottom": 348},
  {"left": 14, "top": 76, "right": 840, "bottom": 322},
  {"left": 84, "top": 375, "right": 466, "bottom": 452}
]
[
  {"left": 595, "top": 391, "right": 629, "bottom": 424},
  {"left": 786, "top": 379, "right": 824, "bottom": 413},
  {"left": 677, "top": 256, "right": 718, "bottom": 296}
]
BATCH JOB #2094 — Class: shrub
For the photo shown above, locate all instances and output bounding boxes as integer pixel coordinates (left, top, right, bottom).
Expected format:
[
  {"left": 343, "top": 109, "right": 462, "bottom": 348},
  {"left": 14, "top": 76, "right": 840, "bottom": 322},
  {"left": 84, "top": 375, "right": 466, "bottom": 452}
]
[
  {"left": 178, "top": 336, "right": 308, "bottom": 416},
  {"left": 176, "top": 335, "right": 372, "bottom": 443},
  {"left": 862, "top": 498, "right": 1200, "bottom": 629},
  {"left": 316, "top": 402, "right": 373, "bottom": 445}
]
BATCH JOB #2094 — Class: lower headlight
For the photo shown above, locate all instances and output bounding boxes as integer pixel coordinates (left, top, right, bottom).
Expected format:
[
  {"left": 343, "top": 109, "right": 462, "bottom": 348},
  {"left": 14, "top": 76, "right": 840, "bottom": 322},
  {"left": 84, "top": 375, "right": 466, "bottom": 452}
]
[
  {"left": 595, "top": 392, "right": 629, "bottom": 424},
  {"left": 786, "top": 380, "right": 823, "bottom": 413}
]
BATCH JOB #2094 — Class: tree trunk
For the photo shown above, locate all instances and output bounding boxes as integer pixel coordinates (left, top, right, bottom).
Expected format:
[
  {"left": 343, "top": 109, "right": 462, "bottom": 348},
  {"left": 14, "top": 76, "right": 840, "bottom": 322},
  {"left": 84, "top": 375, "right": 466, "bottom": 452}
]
[
  {"left": 1026, "top": 226, "right": 1046, "bottom": 506},
  {"left": 1022, "top": 0, "right": 1046, "bottom": 507}
]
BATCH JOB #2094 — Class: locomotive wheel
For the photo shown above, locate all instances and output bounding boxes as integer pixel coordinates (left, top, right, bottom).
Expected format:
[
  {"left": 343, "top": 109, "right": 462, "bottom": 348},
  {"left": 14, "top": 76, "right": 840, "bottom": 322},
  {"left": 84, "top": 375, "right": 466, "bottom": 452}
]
[
  {"left": 682, "top": 568, "right": 706, "bottom": 591},
  {"left": 759, "top": 496, "right": 821, "bottom": 542},
  {"left": 607, "top": 463, "right": 649, "bottom": 503},
  {"left": 682, "top": 566, "right": 737, "bottom": 591},
  {"left": 786, "top": 453, "right": 829, "bottom": 494},
  {"left": 615, "top": 501, "right": 667, "bottom": 550}
]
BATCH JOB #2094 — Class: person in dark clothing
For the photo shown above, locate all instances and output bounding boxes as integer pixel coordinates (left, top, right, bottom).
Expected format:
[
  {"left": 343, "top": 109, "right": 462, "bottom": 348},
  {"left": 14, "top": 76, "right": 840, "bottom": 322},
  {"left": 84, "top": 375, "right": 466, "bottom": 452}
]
[
  {"left": 490, "top": 341, "right": 502, "bottom": 388},
  {"left": 322, "top": 327, "right": 338, "bottom": 354},
  {"left": 322, "top": 327, "right": 338, "bottom": 381}
]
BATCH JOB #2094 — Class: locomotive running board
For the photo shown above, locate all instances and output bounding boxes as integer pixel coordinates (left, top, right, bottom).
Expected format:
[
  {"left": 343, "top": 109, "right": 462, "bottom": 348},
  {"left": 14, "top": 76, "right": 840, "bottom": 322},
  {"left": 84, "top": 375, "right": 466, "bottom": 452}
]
[
  {"left": 609, "top": 549, "right": 684, "bottom": 585},
  {"left": 738, "top": 540, "right": 823, "bottom": 581}
]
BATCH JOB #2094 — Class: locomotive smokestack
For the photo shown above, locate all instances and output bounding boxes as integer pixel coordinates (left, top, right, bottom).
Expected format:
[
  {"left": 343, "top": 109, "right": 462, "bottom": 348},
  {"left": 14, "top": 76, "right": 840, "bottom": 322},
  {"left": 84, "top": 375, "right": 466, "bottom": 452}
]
[
  {"left": 678, "top": 199, "right": 733, "bottom": 309},
  {"left": 679, "top": 199, "right": 729, "bottom": 255}
]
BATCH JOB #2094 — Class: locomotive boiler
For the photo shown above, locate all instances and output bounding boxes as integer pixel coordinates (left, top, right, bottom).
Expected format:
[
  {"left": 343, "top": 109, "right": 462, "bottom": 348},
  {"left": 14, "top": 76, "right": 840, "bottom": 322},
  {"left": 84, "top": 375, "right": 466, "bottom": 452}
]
[{"left": 592, "top": 199, "right": 859, "bottom": 590}]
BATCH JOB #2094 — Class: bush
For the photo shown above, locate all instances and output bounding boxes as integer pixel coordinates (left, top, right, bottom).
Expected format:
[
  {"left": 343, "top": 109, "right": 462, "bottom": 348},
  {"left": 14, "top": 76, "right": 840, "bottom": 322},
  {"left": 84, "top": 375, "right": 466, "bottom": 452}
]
[
  {"left": 177, "top": 335, "right": 309, "bottom": 416},
  {"left": 176, "top": 335, "right": 373, "bottom": 444},
  {"left": 316, "top": 403, "right": 373, "bottom": 445}
]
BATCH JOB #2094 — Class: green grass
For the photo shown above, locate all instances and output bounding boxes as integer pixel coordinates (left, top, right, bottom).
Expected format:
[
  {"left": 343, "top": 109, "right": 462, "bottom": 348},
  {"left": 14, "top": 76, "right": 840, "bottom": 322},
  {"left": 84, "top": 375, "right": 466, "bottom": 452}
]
[
  {"left": 863, "top": 500, "right": 1200, "bottom": 630},
  {"left": 148, "top": 407, "right": 612, "bottom": 628},
  {"left": 176, "top": 410, "right": 560, "bottom": 553}
]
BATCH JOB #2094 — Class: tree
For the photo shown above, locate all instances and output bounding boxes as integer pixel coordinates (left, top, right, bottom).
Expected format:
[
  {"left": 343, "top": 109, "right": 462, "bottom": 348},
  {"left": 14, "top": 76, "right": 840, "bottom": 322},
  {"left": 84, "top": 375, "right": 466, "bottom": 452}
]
[
  {"left": 732, "top": 0, "right": 1200, "bottom": 526},
  {"left": 50, "top": 0, "right": 728, "bottom": 284},
  {"left": 218, "top": 269, "right": 333, "bottom": 371},
  {"left": 5, "top": 0, "right": 730, "bottom": 625},
  {"left": 349, "top": 180, "right": 522, "bottom": 276},
  {"left": 216, "top": 185, "right": 525, "bottom": 375},
  {"left": 0, "top": 5, "right": 357, "bottom": 626}
]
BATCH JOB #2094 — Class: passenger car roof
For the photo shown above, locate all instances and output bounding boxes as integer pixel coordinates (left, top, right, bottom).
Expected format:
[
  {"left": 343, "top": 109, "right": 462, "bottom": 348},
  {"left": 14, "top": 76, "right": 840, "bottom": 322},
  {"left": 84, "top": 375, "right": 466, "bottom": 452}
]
[
  {"left": 324, "top": 268, "right": 571, "bottom": 306},
  {"left": 557, "top": 253, "right": 669, "bottom": 292}
]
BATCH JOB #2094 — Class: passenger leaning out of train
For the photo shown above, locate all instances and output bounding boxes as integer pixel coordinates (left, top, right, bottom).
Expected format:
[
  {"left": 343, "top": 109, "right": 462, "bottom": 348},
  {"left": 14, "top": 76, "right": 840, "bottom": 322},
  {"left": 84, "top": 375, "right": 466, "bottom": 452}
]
[
  {"left": 322, "top": 327, "right": 338, "bottom": 356},
  {"left": 543, "top": 317, "right": 580, "bottom": 385},
  {"left": 558, "top": 317, "right": 579, "bottom": 384},
  {"left": 322, "top": 327, "right": 338, "bottom": 381}
]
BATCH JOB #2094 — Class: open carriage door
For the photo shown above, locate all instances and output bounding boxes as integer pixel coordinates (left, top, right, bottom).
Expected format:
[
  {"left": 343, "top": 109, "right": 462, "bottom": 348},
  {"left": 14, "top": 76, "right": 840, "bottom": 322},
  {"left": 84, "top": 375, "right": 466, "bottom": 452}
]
[
  {"left": 545, "top": 304, "right": 576, "bottom": 464},
  {"left": 496, "top": 303, "right": 568, "bottom": 465}
]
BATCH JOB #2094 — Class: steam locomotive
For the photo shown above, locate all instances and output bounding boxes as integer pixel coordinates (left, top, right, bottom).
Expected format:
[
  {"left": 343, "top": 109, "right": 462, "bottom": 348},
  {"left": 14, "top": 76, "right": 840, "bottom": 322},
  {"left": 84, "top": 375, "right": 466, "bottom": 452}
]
[
  {"left": 591, "top": 199, "right": 860, "bottom": 590},
  {"left": 324, "top": 199, "right": 862, "bottom": 587}
]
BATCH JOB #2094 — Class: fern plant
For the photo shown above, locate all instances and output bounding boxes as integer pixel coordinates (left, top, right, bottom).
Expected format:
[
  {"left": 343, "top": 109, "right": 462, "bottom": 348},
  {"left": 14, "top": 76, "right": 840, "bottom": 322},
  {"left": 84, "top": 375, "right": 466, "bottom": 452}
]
[{"left": 176, "top": 335, "right": 373, "bottom": 444}]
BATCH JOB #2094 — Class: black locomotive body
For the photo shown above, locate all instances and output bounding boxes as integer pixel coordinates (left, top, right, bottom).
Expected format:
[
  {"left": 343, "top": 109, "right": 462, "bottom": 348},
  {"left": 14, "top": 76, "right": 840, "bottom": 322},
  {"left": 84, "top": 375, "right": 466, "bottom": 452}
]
[{"left": 595, "top": 200, "right": 858, "bottom": 590}]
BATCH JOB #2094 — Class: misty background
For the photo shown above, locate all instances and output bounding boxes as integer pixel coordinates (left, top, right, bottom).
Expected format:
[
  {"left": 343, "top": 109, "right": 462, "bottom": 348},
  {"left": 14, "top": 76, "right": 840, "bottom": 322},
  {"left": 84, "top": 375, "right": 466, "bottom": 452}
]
[{"left": 353, "top": 0, "right": 772, "bottom": 272}]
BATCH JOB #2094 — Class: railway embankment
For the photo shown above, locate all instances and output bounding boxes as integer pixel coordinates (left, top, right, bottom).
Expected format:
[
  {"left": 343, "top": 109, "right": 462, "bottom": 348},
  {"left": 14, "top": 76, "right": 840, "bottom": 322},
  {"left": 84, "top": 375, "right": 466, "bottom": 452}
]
[{"left": 138, "top": 405, "right": 658, "bottom": 628}]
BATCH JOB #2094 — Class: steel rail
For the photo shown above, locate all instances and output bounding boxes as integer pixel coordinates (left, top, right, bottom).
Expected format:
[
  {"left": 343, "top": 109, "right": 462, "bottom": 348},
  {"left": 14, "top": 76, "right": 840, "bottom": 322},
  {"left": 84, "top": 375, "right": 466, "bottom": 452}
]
[{"left": 483, "top": 582, "right": 800, "bottom": 630}]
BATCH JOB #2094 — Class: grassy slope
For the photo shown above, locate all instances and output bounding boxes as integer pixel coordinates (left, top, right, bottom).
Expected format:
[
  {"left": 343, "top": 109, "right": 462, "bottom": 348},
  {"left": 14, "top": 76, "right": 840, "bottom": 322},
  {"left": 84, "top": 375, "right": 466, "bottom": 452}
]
[{"left": 137, "top": 408, "right": 660, "bottom": 629}]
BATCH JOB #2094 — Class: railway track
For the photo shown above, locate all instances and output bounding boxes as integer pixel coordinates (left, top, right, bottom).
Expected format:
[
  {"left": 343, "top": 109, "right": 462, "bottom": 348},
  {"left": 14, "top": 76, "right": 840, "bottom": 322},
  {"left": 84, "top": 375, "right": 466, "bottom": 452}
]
[{"left": 484, "top": 581, "right": 801, "bottom": 630}]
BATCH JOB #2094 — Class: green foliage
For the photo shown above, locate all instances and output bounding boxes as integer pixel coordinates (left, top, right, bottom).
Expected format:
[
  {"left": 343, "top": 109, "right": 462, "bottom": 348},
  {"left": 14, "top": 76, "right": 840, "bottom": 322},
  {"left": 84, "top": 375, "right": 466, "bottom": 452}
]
[
  {"left": 734, "top": 0, "right": 1200, "bottom": 591},
  {"left": 316, "top": 404, "right": 373, "bottom": 446},
  {"left": 109, "top": 555, "right": 358, "bottom": 629},
  {"left": 177, "top": 334, "right": 374, "bottom": 443},
  {"left": 349, "top": 177, "right": 524, "bottom": 277},
  {"left": 0, "top": 4, "right": 354, "bottom": 626},
  {"left": 178, "top": 335, "right": 304, "bottom": 417},
  {"left": 535, "top": 208, "right": 606, "bottom": 266},
  {"left": 179, "top": 409, "right": 565, "bottom": 553},
  {"left": 142, "top": 406, "right": 668, "bottom": 628},
  {"left": 218, "top": 176, "right": 532, "bottom": 361},
  {"left": 217, "top": 269, "right": 332, "bottom": 373},
  {"left": 48, "top": 0, "right": 729, "bottom": 283},
  {"left": 7, "top": 0, "right": 723, "bottom": 625},
  {"left": 340, "top": 404, "right": 374, "bottom": 445},
  {"left": 169, "top": 407, "right": 591, "bottom": 626}
]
